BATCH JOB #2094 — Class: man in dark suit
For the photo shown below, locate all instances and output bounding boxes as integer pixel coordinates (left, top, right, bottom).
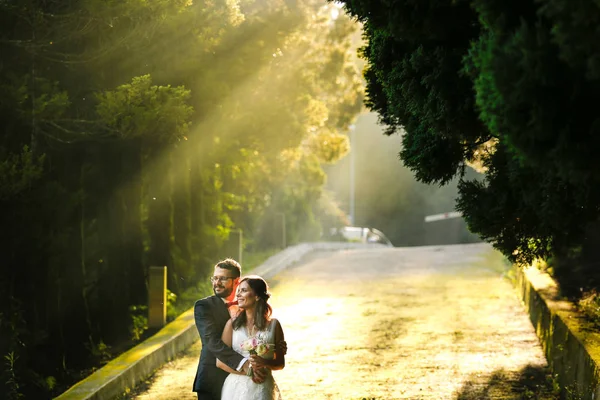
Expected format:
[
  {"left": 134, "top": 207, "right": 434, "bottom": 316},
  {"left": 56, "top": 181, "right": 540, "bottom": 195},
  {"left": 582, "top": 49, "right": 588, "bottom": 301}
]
[{"left": 192, "top": 258, "right": 260, "bottom": 399}]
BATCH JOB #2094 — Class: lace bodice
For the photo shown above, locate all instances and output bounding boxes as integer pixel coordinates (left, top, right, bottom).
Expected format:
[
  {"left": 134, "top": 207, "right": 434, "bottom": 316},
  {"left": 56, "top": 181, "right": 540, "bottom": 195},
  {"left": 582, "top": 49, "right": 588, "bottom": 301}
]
[{"left": 232, "top": 320, "right": 277, "bottom": 361}]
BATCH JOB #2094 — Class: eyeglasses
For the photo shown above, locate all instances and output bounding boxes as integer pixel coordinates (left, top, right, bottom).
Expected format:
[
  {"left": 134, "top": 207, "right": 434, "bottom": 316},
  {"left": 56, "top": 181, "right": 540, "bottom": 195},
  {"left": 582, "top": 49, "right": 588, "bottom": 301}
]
[{"left": 210, "top": 276, "right": 235, "bottom": 284}]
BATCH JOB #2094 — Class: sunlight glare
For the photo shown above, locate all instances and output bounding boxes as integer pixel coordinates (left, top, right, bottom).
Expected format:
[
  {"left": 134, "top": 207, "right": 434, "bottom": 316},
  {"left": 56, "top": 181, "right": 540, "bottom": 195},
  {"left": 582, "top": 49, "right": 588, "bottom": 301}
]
[{"left": 330, "top": 7, "right": 339, "bottom": 20}]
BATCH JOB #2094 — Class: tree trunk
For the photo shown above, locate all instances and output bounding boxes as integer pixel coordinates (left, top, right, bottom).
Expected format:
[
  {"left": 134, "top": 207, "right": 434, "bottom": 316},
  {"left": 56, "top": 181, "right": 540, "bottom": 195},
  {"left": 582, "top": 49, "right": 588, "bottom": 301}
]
[
  {"left": 171, "top": 147, "right": 192, "bottom": 293},
  {"left": 122, "top": 139, "right": 145, "bottom": 306},
  {"left": 144, "top": 142, "right": 174, "bottom": 291},
  {"left": 97, "top": 142, "right": 133, "bottom": 343}
]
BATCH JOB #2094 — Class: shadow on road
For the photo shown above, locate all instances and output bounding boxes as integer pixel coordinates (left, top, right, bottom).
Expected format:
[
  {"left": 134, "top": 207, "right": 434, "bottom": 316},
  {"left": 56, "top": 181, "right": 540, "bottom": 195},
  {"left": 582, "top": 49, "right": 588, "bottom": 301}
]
[{"left": 456, "top": 364, "right": 559, "bottom": 400}]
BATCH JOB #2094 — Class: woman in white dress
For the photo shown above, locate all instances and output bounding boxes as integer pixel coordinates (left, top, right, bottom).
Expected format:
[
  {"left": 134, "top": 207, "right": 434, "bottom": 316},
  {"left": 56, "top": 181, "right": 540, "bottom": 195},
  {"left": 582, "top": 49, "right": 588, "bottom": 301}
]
[{"left": 217, "top": 275, "right": 285, "bottom": 400}]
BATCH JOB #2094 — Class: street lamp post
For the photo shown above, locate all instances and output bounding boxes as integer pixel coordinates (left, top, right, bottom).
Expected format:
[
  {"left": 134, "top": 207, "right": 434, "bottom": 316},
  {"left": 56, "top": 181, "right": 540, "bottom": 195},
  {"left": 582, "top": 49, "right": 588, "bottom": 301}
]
[{"left": 349, "top": 124, "right": 356, "bottom": 226}]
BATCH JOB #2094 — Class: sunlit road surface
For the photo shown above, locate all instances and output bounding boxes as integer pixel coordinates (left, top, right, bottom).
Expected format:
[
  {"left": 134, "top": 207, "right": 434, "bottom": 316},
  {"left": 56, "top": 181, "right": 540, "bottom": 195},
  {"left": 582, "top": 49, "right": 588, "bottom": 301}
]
[{"left": 128, "top": 243, "right": 553, "bottom": 399}]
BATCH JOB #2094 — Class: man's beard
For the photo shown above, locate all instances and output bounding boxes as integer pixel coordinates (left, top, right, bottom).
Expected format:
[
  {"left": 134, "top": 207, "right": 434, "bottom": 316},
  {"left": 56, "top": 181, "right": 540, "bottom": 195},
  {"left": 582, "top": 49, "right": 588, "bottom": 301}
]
[{"left": 214, "top": 286, "right": 232, "bottom": 298}]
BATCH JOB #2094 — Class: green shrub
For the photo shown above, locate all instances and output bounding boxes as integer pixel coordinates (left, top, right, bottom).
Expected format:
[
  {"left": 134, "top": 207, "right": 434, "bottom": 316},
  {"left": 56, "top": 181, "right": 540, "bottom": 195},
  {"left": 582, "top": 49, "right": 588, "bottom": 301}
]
[
  {"left": 577, "top": 291, "right": 600, "bottom": 328},
  {"left": 4, "top": 352, "right": 23, "bottom": 400},
  {"left": 128, "top": 306, "right": 148, "bottom": 342}
]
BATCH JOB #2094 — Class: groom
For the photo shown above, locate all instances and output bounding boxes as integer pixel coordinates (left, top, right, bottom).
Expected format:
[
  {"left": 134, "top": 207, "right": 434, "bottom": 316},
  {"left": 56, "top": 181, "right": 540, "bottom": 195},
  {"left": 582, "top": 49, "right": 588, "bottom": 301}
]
[{"left": 192, "top": 258, "right": 265, "bottom": 400}]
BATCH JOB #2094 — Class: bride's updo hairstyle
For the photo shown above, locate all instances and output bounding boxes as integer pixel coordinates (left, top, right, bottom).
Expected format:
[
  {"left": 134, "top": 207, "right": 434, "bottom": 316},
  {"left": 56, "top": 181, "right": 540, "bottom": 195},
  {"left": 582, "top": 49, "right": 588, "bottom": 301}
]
[{"left": 233, "top": 275, "right": 272, "bottom": 331}]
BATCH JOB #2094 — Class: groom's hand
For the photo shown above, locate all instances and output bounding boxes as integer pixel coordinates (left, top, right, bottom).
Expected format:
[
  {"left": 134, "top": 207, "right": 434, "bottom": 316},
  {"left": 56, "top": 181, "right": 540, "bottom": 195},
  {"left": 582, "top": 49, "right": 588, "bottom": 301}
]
[
  {"left": 277, "top": 340, "right": 287, "bottom": 355},
  {"left": 251, "top": 365, "right": 266, "bottom": 384},
  {"left": 243, "top": 359, "right": 266, "bottom": 383},
  {"left": 249, "top": 357, "right": 267, "bottom": 383},
  {"left": 250, "top": 354, "right": 267, "bottom": 370}
]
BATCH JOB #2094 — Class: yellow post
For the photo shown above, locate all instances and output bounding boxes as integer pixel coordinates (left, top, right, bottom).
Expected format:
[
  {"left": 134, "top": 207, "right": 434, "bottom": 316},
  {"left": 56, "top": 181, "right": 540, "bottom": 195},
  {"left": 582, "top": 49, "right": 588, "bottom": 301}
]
[{"left": 148, "top": 266, "right": 167, "bottom": 329}]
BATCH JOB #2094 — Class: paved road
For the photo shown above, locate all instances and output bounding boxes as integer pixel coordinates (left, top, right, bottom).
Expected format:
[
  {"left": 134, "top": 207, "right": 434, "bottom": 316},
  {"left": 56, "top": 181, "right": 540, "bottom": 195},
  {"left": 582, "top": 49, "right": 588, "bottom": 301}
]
[{"left": 126, "top": 243, "right": 556, "bottom": 399}]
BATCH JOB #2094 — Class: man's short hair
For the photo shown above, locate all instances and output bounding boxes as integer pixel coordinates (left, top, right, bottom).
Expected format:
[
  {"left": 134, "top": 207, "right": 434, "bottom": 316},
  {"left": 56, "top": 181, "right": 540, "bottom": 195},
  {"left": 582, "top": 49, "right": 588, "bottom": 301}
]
[{"left": 215, "top": 258, "right": 241, "bottom": 278}]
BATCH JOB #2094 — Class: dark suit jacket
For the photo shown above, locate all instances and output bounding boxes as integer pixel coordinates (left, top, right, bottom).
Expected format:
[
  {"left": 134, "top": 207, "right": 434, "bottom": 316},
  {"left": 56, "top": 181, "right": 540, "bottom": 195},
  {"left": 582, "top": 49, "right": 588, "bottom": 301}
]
[{"left": 192, "top": 295, "right": 245, "bottom": 399}]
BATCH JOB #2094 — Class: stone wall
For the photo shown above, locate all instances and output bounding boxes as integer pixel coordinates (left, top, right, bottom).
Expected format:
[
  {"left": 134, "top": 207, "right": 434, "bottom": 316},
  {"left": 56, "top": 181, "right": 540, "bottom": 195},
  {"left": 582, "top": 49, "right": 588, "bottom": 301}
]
[{"left": 515, "top": 266, "right": 600, "bottom": 399}]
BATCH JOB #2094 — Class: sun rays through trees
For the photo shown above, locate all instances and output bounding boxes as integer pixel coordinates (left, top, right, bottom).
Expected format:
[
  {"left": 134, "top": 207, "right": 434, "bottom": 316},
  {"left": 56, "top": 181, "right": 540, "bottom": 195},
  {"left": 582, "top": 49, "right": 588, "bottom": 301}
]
[{"left": 0, "top": 0, "right": 363, "bottom": 397}]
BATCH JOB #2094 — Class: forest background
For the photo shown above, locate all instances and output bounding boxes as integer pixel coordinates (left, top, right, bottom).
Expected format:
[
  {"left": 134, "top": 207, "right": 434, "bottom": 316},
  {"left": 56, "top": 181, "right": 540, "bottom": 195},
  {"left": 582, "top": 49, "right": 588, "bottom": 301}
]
[
  {"left": 0, "top": 0, "right": 365, "bottom": 397},
  {"left": 0, "top": 0, "right": 478, "bottom": 398}
]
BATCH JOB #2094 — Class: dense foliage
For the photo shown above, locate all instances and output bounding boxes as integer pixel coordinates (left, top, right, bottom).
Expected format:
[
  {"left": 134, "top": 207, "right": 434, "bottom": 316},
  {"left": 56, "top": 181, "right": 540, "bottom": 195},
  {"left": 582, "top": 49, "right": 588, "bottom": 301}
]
[
  {"left": 0, "top": 0, "right": 362, "bottom": 397},
  {"left": 339, "top": 0, "right": 600, "bottom": 290}
]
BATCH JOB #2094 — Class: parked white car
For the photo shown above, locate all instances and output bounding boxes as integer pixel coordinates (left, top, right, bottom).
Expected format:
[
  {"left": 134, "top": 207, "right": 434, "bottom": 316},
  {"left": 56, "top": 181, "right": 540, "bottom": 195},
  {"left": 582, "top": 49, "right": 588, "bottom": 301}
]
[{"left": 328, "top": 226, "right": 393, "bottom": 247}]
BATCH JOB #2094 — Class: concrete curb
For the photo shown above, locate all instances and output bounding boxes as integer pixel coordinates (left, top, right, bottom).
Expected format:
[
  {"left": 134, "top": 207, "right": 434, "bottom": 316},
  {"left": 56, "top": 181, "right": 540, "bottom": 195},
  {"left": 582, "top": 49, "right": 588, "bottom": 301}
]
[
  {"left": 515, "top": 266, "right": 600, "bottom": 399},
  {"left": 251, "top": 241, "right": 387, "bottom": 279},
  {"left": 55, "top": 242, "right": 383, "bottom": 400},
  {"left": 54, "top": 308, "right": 197, "bottom": 400}
]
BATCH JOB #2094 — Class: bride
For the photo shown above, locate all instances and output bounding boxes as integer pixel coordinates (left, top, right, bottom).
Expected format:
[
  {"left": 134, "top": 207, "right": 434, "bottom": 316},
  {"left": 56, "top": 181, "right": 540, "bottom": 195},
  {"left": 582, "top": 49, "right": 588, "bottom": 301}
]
[{"left": 217, "top": 275, "right": 285, "bottom": 400}]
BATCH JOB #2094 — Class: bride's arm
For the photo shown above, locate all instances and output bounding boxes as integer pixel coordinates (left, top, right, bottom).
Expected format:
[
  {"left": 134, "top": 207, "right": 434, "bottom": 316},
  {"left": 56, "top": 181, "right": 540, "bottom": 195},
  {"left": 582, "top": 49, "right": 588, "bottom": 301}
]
[
  {"left": 250, "top": 320, "right": 285, "bottom": 371},
  {"left": 216, "top": 319, "right": 245, "bottom": 375}
]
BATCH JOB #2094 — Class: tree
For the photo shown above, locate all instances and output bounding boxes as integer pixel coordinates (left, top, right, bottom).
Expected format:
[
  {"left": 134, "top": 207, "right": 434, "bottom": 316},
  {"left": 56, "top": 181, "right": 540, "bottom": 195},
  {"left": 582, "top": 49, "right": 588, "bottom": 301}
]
[
  {"left": 338, "top": 0, "right": 600, "bottom": 274},
  {"left": 96, "top": 74, "right": 194, "bottom": 307},
  {"left": 0, "top": 0, "right": 365, "bottom": 397}
]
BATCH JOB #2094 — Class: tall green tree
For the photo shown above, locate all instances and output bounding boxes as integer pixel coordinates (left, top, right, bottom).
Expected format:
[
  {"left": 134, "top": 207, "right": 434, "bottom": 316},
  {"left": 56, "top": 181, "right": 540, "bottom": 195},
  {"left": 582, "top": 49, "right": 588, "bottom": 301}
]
[
  {"left": 338, "top": 0, "right": 600, "bottom": 277},
  {"left": 0, "top": 0, "right": 364, "bottom": 397}
]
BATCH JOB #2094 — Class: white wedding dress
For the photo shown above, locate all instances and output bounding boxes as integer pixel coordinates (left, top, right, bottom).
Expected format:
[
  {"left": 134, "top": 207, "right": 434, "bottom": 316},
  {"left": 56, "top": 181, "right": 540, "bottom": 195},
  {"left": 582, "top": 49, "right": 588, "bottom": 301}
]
[{"left": 221, "top": 319, "right": 282, "bottom": 400}]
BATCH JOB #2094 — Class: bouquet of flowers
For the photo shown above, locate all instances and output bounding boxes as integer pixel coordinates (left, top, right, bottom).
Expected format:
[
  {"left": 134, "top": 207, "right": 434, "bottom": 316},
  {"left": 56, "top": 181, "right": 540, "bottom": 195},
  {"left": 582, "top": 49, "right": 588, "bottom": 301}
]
[{"left": 240, "top": 335, "right": 273, "bottom": 378}]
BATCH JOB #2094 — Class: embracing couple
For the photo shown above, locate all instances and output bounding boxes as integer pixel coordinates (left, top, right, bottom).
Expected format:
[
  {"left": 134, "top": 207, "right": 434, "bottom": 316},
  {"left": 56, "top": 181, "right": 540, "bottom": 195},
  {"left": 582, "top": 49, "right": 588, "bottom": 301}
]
[{"left": 192, "top": 258, "right": 286, "bottom": 400}]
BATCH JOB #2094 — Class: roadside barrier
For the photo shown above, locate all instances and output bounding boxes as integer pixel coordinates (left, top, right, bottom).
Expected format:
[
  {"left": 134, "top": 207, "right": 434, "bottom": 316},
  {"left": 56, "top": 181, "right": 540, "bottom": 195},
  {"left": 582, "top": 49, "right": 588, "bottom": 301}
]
[{"left": 514, "top": 266, "right": 600, "bottom": 399}]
